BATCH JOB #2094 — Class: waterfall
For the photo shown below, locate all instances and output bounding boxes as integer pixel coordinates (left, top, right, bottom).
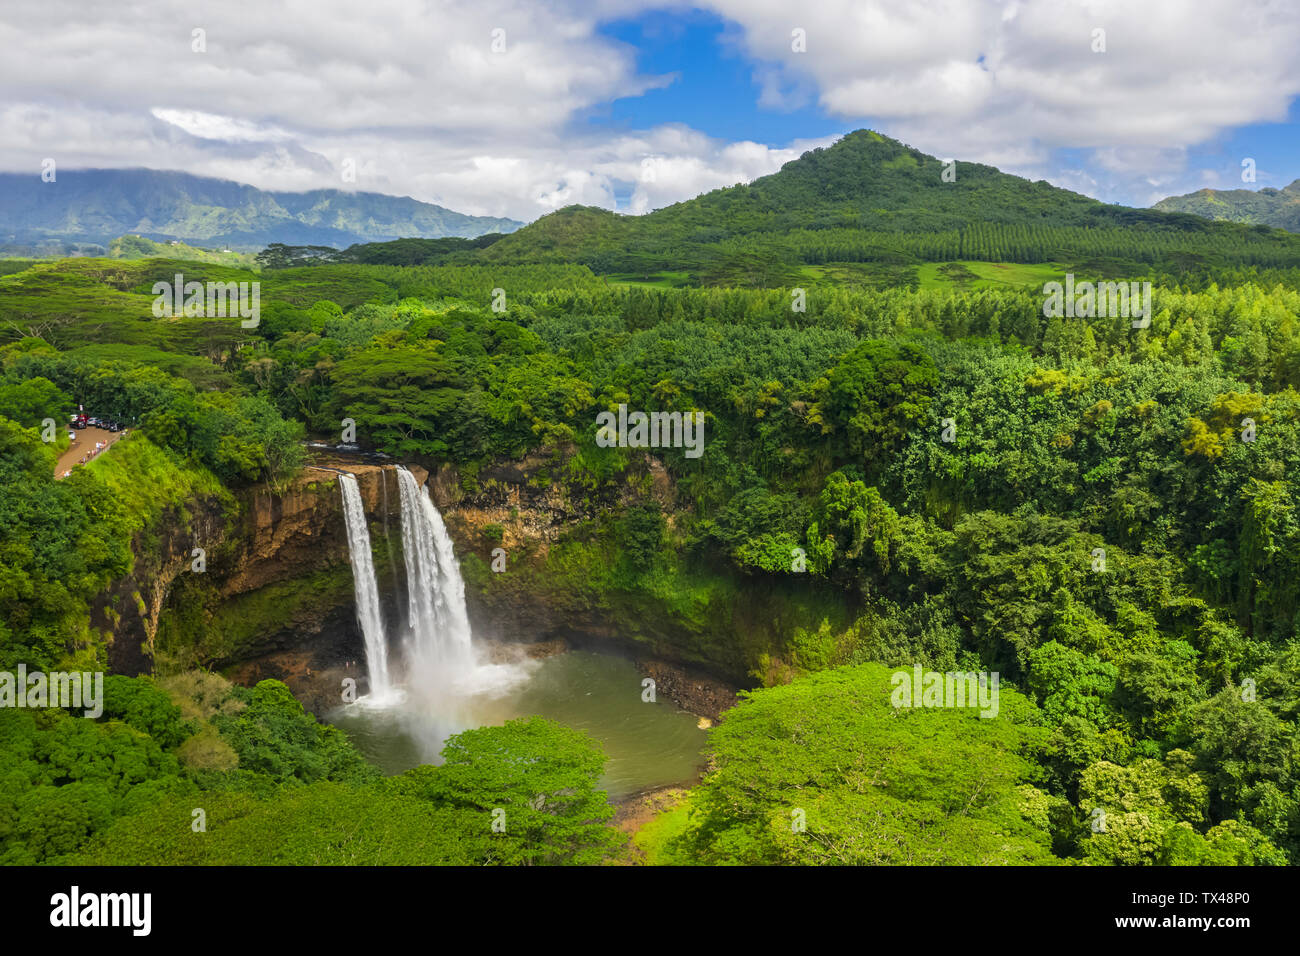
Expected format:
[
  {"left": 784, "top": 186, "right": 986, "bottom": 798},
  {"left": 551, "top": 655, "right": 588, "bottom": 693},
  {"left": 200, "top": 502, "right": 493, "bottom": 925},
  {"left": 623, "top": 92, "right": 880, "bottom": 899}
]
[
  {"left": 394, "top": 466, "right": 474, "bottom": 691},
  {"left": 339, "top": 473, "right": 392, "bottom": 697},
  {"left": 332, "top": 464, "right": 533, "bottom": 764},
  {"left": 380, "top": 469, "right": 404, "bottom": 618}
]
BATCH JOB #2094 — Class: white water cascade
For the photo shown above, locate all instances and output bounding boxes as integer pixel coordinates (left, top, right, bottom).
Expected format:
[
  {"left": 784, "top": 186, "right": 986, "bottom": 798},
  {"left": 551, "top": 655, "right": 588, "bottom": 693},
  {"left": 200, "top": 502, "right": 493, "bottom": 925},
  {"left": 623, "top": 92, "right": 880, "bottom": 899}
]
[
  {"left": 394, "top": 465, "right": 475, "bottom": 694},
  {"left": 336, "top": 464, "right": 533, "bottom": 761},
  {"left": 338, "top": 473, "right": 392, "bottom": 697}
]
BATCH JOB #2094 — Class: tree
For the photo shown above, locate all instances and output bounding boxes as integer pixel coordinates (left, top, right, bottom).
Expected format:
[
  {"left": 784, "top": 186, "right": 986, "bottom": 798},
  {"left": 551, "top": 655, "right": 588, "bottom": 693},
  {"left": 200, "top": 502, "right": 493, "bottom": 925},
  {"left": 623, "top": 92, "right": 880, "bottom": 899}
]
[
  {"left": 811, "top": 339, "right": 938, "bottom": 461},
  {"left": 0, "top": 377, "right": 71, "bottom": 428},
  {"left": 619, "top": 503, "right": 666, "bottom": 571},
  {"left": 331, "top": 340, "right": 466, "bottom": 458},
  {"left": 676, "top": 663, "right": 1055, "bottom": 865},
  {"left": 392, "top": 717, "right": 622, "bottom": 865},
  {"left": 213, "top": 680, "right": 379, "bottom": 786}
]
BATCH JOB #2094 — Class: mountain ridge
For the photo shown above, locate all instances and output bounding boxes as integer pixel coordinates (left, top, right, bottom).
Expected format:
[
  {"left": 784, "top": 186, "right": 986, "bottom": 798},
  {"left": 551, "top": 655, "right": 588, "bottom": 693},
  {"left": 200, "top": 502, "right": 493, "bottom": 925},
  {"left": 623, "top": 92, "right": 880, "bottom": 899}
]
[
  {"left": 1153, "top": 179, "right": 1300, "bottom": 232},
  {"left": 0, "top": 168, "right": 523, "bottom": 251},
  {"left": 475, "top": 129, "right": 1287, "bottom": 275}
]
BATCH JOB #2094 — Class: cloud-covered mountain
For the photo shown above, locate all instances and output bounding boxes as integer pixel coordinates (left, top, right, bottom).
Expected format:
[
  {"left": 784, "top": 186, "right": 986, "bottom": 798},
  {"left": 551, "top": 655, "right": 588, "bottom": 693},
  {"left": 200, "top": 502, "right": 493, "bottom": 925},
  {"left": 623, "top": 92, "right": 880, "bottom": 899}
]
[{"left": 0, "top": 168, "right": 523, "bottom": 251}]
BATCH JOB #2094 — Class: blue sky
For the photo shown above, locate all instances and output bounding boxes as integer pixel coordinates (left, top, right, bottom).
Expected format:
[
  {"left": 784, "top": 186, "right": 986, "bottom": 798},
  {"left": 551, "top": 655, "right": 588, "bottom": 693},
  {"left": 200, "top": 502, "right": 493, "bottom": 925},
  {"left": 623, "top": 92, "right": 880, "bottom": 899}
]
[
  {"left": 1191, "top": 112, "right": 1300, "bottom": 191},
  {"left": 590, "top": 10, "right": 846, "bottom": 145}
]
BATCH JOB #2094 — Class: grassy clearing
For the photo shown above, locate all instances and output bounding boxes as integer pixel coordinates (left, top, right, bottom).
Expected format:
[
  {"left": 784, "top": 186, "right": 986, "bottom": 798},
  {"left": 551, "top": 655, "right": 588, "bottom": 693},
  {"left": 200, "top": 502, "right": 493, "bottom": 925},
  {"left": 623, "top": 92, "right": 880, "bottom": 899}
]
[
  {"left": 916, "top": 260, "right": 1069, "bottom": 290},
  {"left": 605, "top": 271, "right": 695, "bottom": 289},
  {"left": 84, "top": 433, "right": 227, "bottom": 536},
  {"left": 633, "top": 791, "right": 696, "bottom": 865}
]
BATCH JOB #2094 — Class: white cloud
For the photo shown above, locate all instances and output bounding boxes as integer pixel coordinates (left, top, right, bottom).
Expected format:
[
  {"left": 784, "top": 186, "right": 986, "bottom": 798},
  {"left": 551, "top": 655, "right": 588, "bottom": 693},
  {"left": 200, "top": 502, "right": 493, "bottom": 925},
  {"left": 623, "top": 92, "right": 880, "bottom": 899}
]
[
  {"left": 151, "top": 109, "right": 293, "bottom": 143},
  {"left": 0, "top": 0, "right": 1296, "bottom": 219},
  {"left": 0, "top": 0, "right": 822, "bottom": 220},
  {"left": 699, "top": 0, "right": 1300, "bottom": 201}
]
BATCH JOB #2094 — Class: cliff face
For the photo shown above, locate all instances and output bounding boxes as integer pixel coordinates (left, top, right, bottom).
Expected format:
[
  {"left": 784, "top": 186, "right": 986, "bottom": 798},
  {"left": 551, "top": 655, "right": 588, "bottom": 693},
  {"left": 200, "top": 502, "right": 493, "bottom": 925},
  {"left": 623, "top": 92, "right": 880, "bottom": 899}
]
[
  {"left": 101, "top": 450, "right": 745, "bottom": 713},
  {"left": 426, "top": 456, "right": 755, "bottom": 681},
  {"left": 100, "top": 461, "right": 426, "bottom": 676}
]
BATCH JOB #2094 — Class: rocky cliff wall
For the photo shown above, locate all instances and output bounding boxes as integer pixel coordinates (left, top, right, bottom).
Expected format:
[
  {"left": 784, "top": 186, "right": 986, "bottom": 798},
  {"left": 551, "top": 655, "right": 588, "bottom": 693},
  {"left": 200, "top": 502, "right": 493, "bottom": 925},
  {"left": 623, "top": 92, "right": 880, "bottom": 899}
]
[
  {"left": 100, "top": 451, "right": 744, "bottom": 715},
  {"left": 99, "top": 460, "right": 425, "bottom": 675}
]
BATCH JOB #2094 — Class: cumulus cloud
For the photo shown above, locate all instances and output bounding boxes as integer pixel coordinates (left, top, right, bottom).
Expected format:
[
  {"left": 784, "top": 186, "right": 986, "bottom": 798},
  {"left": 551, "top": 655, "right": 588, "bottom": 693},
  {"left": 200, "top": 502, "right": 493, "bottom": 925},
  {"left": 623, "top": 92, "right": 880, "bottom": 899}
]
[
  {"left": 0, "top": 0, "right": 1296, "bottom": 218},
  {"left": 0, "top": 0, "right": 821, "bottom": 219},
  {"left": 701, "top": 0, "right": 1300, "bottom": 200}
]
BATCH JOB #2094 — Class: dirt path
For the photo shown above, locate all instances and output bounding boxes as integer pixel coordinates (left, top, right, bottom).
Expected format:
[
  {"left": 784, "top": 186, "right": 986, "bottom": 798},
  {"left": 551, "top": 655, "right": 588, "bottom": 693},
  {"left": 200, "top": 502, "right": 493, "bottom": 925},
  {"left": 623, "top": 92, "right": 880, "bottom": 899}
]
[{"left": 54, "top": 426, "right": 126, "bottom": 477}]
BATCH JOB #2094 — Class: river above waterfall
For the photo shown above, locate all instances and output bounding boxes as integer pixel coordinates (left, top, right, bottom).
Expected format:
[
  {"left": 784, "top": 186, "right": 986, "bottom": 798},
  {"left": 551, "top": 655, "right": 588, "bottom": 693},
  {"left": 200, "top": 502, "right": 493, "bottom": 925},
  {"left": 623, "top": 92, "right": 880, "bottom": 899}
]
[{"left": 324, "top": 648, "right": 709, "bottom": 800}]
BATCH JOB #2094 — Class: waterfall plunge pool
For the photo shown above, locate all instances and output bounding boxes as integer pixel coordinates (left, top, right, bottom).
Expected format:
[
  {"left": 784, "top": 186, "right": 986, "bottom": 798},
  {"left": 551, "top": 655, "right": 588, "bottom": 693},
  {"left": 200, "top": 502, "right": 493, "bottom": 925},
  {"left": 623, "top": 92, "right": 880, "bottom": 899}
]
[
  {"left": 333, "top": 465, "right": 708, "bottom": 801},
  {"left": 323, "top": 648, "right": 710, "bottom": 801}
]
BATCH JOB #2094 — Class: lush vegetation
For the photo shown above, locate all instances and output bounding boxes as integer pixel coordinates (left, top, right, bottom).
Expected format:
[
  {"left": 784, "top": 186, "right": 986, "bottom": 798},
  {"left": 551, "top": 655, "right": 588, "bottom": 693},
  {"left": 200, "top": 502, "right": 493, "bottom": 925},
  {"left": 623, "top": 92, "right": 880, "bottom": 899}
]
[
  {"left": 1, "top": 672, "right": 618, "bottom": 865},
  {"left": 246, "top": 131, "right": 1300, "bottom": 285},
  {"left": 1155, "top": 179, "right": 1300, "bottom": 233},
  {"left": 2, "top": 130, "right": 1299, "bottom": 865},
  {"left": 460, "top": 131, "right": 1300, "bottom": 281}
]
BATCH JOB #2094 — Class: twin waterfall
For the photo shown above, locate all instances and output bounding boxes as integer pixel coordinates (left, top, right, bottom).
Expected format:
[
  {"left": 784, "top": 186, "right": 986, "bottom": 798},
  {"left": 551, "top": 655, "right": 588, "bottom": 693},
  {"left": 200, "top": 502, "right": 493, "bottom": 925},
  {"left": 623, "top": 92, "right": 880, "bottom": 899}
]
[{"left": 338, "top": 465, "right": 477, "bottom": 705}]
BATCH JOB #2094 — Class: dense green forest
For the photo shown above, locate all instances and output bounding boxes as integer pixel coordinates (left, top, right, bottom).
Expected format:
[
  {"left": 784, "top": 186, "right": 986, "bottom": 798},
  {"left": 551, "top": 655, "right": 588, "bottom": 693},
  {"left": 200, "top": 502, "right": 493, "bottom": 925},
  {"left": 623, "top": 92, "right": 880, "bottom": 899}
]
[
  {"left": 254, "top": 132, "right": 1300, "bottom": 284},
  {"left": 2, "top": 131, "right": 1299, "bottom": 866}
]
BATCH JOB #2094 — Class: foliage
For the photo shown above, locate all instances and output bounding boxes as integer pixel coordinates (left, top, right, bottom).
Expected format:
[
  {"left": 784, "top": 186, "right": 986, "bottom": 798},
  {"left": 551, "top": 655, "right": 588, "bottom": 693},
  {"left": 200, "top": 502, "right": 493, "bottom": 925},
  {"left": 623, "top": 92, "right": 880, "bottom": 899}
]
[
  {"left": 389, "top": 717, "right": 622, "bottom": 865},
  {"left": 674, "top": 664, "right": 1056, "bottom": 864},
  {"left": 5, "top": 138, "right": 1300, "bottom": 867}
]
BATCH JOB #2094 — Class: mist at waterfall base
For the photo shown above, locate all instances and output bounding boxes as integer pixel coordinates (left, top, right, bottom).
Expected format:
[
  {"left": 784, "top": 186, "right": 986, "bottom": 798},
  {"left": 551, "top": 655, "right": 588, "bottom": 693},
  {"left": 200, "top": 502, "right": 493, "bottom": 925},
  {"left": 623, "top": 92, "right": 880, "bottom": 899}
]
[
  {"left": 331, "top": 467, "right": 707, "bottom": 798},
  {"left": 336, "top": 467, "right": 533, "bottom": 759}
]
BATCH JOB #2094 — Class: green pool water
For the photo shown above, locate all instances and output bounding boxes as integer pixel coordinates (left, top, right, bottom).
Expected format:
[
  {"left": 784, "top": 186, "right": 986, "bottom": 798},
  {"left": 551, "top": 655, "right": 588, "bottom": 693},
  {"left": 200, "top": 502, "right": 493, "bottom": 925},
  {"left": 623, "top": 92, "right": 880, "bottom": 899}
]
[{"left": 325, "top": 649, "right": 709, "bottom": 800}]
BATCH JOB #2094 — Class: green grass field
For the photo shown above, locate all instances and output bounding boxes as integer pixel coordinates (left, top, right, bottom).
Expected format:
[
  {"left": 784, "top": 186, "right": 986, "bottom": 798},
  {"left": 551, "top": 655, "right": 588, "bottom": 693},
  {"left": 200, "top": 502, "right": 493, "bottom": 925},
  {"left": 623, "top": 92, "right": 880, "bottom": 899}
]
[
  {"left": 916, "top": 260, "right": 1070, "bottom": 289},
  {"left": 794, "top": 259, "right": 1071, "bottom": 291},
  {"left": 605, "top": 271, "right": 696, "bottom": 289},
  {"left": 605, "top": 261, "right": 1069, "bottom": 292}
]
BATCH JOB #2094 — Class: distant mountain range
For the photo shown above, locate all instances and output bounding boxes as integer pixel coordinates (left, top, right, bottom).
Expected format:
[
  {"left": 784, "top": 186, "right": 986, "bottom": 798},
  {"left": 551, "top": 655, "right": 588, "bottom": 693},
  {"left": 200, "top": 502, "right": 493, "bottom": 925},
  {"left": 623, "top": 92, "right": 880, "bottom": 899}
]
[
  {"left": 1153, "top": 180, "right": 1300, "bottom": 232},
  {"left": 7, "top": 137, "right": 1294, "bottom": 273},
  {"left": 0, "top": 168, "right": 523, "bottom": 252}
]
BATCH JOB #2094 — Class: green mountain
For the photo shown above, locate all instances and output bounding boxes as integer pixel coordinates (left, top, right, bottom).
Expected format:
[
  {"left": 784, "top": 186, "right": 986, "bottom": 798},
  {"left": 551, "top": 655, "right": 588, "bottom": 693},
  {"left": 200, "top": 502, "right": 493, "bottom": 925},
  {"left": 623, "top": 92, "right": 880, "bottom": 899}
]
[
  {"left": 1153, "top": 180, "right": 1300, "bottom": 232},
  {"left": 474, "top": 130, "right": 1300, "bottom": 280},
  {"left": 0, "top": 168, "right": 523, "bottom": 252}
]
